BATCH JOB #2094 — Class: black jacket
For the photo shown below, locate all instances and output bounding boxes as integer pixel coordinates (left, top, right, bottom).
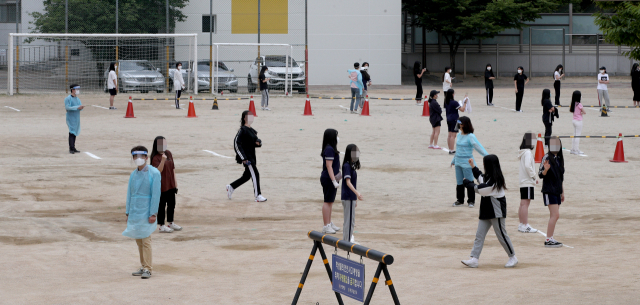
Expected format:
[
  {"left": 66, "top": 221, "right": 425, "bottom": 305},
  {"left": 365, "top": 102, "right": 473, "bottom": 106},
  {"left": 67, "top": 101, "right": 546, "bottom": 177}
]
[
  {"left": 538, "top": 153, "right": 564, "bottom": 195},
  {"left": 464, "top": 167, "right": 507, "bottom": 220},
  {"left": 429, "top": 99, "right": 443, "bottom": 125},
  {"left": 484, "top": 71, "right": 494, "bottom": 89},
  {"left": 542, "top": 99, "right": 558, "bottom": 123},
  {"left": 234, "top": 126, "right": 262, "bottom": 164}
]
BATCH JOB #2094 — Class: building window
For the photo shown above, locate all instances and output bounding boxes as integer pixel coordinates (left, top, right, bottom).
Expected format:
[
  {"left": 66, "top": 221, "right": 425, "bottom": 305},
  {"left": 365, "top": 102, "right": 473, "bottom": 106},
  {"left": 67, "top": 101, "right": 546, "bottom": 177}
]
[
  {"left": 202, "top": 15, "right": 216, "bottom": 33},
  {"left": 0, "top": 0, "right": 18, "bottom": 23}
]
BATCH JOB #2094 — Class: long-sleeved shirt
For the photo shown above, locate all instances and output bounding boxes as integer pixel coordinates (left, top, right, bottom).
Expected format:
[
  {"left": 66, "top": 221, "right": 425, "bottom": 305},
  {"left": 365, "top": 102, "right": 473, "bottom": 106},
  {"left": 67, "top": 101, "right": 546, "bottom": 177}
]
[
  {"left": 469, "top": 166, "right": 507, "bottom": 220},
  {"left": 173, "top": 69, "right": 185, "bottom": 91},
  {"left": 123, "top": 165, "right": 161, "bottom": 239},
  {"left": 348, "top": 69, "right": 363, "bottom": 95},
  {"left": 452, "top": 133, "right": 488, "bottom": 168},
  {"left": 64, "top": 95, "right": 83, "bottom": 136}
]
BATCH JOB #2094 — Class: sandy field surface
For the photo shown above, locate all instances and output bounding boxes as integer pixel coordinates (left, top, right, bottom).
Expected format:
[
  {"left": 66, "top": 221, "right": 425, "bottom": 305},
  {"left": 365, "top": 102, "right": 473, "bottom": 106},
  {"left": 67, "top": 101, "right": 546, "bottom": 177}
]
[{"left": 1, "top": 76, "right": 640, "bottom": 304}]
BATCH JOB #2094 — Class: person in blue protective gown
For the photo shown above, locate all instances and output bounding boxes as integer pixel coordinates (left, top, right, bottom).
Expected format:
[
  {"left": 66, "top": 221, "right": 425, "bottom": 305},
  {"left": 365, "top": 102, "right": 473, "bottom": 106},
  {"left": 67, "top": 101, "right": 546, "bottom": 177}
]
[
  {"left": 123, "top": 146, "right": 161, "bottom": 279},
  {"left": 64, "top": 84, "right": 84, "bottom": 154},
  {"left": 451, "top": 116, "right": 489, "bottom": 208}
]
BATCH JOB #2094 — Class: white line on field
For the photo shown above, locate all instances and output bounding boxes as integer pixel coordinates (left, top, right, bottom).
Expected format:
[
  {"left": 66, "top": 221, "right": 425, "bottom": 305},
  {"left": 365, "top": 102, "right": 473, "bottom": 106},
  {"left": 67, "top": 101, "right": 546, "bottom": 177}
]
[
  {"left": 536, "top": 230, "right": 574, "bottom": 248},
  {"left": 496, "top": 106, "right": 517, "bottom": 112},
  {"left": 84, "top": 152, "right": 102, "bottom": 160},
  {"left": 203, "top": 150, "right": 233, "bottom": 158},
  {"left": 4, "top": 106, "right": 20, "bottom": 111},
  {"left": 91, "top": 105, "right": 110, "bottom": 110},
  {"left": 562, "top": 149, "right": 587, "bottom": 157},
  {"left": 339, "top": 105, "right": 350, "bottom": 110}
]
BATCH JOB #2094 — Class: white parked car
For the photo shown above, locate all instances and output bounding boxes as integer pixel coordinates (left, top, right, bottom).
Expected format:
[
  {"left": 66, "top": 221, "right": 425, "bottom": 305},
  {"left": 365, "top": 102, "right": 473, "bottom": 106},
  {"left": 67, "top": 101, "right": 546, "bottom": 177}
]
[
  {"left": 169, "top": 61, "right": 238, "bottom": 93},
  {"left": 247, "top": 55, "right": 305, "bottom": 93}
]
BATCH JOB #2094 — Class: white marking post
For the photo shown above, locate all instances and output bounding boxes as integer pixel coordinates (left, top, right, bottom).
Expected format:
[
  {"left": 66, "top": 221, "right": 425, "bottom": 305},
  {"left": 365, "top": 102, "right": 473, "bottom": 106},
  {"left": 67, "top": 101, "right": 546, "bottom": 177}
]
[
  {"left": 203, "top": 150, "right": 233, "bottom": 158},
  {"left": 4, "top": 106, "right": 20, "bottom": 111},
  {"left": 84, "top": 152, "right": 102, "bottom": 160},
  {"left": 92, "top": 105, "right": 110, "bottom": 110}
]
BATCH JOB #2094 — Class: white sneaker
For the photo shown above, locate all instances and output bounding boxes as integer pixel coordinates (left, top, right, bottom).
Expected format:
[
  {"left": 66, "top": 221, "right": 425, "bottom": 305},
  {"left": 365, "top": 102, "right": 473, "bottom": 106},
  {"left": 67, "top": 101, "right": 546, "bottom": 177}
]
[
  {"left": 255, "top": 194, "right": 267, "bottom": 202},
  {"left": 158, "top": 225, "right": 173, "bottom": 233},
  {"left": 168, "top": 223, "right": 182, "bottom": 231},
  {"left": 570, "top": 150, "right": 579, "bottom": 155},
  {"left": 505, "top": 256, "right": 518, "bottom": 268},
  {"left": 578, "top": 150, "right": 585, "bottom": 155},
  {"left": 350, "top": 236, "right": 359, "bottom": 245},
  {"left": 519, "top": 224, "right": 537, "bottom": 233},
  {"left": 226, "top": 185, "right": 234, "bottom": 199},
  {"left": 265, "top": 107, "right": 271, "bottom": 111},
  {"left": 461, "top": 257, "right": 478, "bottom": 268},
  {"left": 322, "top": 224, "right": 336, "bottom": 234},
  {"left": 428, "top": 145, "right": 434, "bottom": 149},
  {"left": 330, "top": 222, "right": 341, "bottom": 232},
  {"left": 433, "top": 145, "right": 441, "bottom": 149}
]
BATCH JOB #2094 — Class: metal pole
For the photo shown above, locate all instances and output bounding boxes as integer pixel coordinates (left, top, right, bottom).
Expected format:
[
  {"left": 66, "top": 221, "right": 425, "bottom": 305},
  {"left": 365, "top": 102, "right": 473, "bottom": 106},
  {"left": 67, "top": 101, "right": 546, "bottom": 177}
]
[
  {"left": 65, "top": 45, "right": 68, "bottom": 93},
  {"left": 210, "top": 0, "right": 213, "bottom": 94},
  {"left": 258, "top": 0, "right": 261, "bottom": 65},
  {"left": 562, "top": 28, "right": 565, "bottom": 78},
  {"left": 381, "top": 264, "right": 401, "bottom": 305},
  {"left": 463, "top": 48, "right": 466, "bottom": 79},
  {"left": 16, "top": 0, "right": 20, "bottom": 34},
  {"left": 363, "top": 263, "right": 384, "bottom": 305},
  {"left": 495, "top": 44, "right": 498, "bottom": 79},
  {"left": 596, "top": 34, "right": 599, "bottom": 73},
  {"left": 291, "top": 242, "right": 318, "bottom": 305},
  {"left": 116, "top": 0, "right": 118, "bottom": 34},
  {"left": 166, "top": 0, "right": 169, "bottom": 33},
  {"left": 569, "top": 3, "right": 573, "bottom": 53},
  {"left": 411, "top": 15, "right": 415, "bottom": 53},
  {"left": 65, "top": 0, "right": 68, "bottom": 33},
  {"left": 8, "top": 34, "right": 12, "bottom": 95},
  {"left": 193, "top": 35, "right": 198, "bottom": 94},
  {"left": 304, "top": 0, "right": 308, "bottom": 94},
  {"left": 316, "top": 243, "right": 345, "bottom": 305},
  {"left": 529, "top": 27, "right": 532, "bottom": 79}
]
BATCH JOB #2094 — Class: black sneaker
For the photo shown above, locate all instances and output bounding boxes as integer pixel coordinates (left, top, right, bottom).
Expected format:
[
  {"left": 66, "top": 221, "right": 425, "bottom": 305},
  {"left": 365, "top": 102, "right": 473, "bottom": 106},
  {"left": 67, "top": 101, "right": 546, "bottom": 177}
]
[
  {"left": 448, "top": 150, "right": 456, "bottom": 155},
  {"left": 72, "top": 148, "right": 80, "bottom": 153},
  {"left": 69, "top": 150, "right": 75, "bottom": 154},
  {"left": 109, "top": 106, "right": 117, "bottom": 110},
  {"left": 452, "top": 201, "right": 465, "bottom": 207},
  {"left": 545, "top": 239, "right": 563, "bottom": 248},
  {"left": 468, "top": 202, "right": 475, "bottom": 208}
]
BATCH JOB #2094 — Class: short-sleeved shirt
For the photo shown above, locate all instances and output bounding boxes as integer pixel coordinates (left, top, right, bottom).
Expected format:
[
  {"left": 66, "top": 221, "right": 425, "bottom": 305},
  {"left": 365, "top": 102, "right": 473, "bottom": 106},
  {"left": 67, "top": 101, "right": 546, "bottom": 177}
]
[
  {"left": 341, "top": 163, "right": 358, "bottom": 200},
  {"left": 320, "top": 145, "right": 340, "bottom": 183},
  {"left": 259, "top": 74, "right": 268, "bottom": 90},
  {"left": 572, "top": 103, "right": 583, "bottom": 121},
  {"left": 514, "top": 73, "right": 528, "bottom": 88},
  {"left": 445, "top": 100, "right": 461, "bottom": 122},
  {"left": 443, "top": 73, "right": 452, "bottom": 91},
  {"left": 108, "top": 71, "right": 117, "bottom": 89},
  {"left": 554, "top": 71, "right": 561, "bottom": 81},
  {"left": 150, "top": 150, "right": 177, "bottom": 193},
  {"left": 484, "top": 71, "right": 494, "bottom": 89},
  {"left": 597, "top": 73, "right": 609, "bottom": 90},
  {"left": 414, "top": 73, "right": 422, "bottom": 85}
]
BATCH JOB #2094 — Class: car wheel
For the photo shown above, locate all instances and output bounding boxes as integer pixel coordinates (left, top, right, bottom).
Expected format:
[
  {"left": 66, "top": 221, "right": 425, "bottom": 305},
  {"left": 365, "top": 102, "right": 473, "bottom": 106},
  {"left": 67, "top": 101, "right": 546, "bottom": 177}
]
[
  {"left": 247, "top": 76, "right": 256, "bottom": 93},
  {"left": 298, "top": 88, "right": 306, "bottom": 93},
  {"left": 141, "top": 90, "right": 149, "bottom": 94},
  {"left": 230, "top": 89, "right": 237, "bottom": 93},
  {"left": 157, "top": 90, "right": 164, "bottom": 93}
]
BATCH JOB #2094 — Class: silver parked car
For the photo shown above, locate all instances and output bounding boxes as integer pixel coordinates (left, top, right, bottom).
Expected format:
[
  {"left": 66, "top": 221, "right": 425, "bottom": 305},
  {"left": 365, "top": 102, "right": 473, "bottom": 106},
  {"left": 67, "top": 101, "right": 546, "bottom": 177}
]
[
  {"left": 168, "top": 61, "right": 238, "bottom": 93},
  {"left": 247, "top": 55, "right": 306, "bottom": 93},
  {"left": 103, "top": 60, "right": 165, "bottom": 93}
]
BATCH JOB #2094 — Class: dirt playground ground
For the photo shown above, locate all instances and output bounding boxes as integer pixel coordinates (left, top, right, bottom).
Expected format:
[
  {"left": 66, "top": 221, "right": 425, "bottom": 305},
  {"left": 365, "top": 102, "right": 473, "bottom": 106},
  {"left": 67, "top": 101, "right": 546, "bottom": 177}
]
[{"left": 1, "top": 76, "right": 639, "bottom": 304}]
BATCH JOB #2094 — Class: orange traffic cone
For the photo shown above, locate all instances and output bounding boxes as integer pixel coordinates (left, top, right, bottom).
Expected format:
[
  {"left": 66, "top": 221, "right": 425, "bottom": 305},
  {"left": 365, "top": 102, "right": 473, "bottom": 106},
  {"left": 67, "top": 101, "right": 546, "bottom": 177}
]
[
  {"left": 534, "top": 133, "right": 545, "bottom": 163},
  {"left": 360, "top": 95, "right": 370, "bottom": 116},
  {"left": 422, "top": 96, "right": 430, "bottom": 117},
  {"left": 186, "top": 96, "right": 197, "bottom": 118},
  {"left": 248, "top": 96, "right": 257, "bottom": 116},
  {"left": 303, "top": 95, "right": 313, "bottom": 116},
  {"left": 124, "top": 96, "right": 135, "bottom": 118},
  {"left": 610, "top": 133, "right": 628, "bottom": 163}
]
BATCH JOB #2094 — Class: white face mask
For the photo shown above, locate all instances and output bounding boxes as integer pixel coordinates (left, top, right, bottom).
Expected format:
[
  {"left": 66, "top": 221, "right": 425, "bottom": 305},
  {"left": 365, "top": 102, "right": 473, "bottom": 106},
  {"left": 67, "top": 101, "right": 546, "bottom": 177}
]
[
  {"left": 337, "top": 137, "right": 340, "bottom": 144},
  {"left": 135, "top": 158, "right": 146, "bottom": 166},
  {"left": 559, "top": 68, "right": 562, "bottom": 72},
  {"left": 487, "top": 67, "right": 491, "bottom": 71},
  {"left": 74, "top": 90, "right": 80, "bottom": 95},
  {"left": 600, "top": 70, "right": 605, "bottom": 74},
  {"left": 518, "top": 70, "right": 522, "bottom": 73},
  {"left": 178, "top": 66, "right": 182, "bottom": 70}
]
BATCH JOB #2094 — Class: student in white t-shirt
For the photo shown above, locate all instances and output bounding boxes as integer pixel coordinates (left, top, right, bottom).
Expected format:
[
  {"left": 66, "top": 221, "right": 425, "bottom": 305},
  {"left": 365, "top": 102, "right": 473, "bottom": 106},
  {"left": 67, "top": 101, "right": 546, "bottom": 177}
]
[
  {"left": 597, "top": 66, "right": 611, "bottom": 111},
  {"left": 553, "top": 64, "right": 564, "bottom": 106},
  {"left": 443, "top": 66, "right": 452, "bottom": 99},
  {"left": 107, "top": 62, "right": 118, "bottom": 110}
]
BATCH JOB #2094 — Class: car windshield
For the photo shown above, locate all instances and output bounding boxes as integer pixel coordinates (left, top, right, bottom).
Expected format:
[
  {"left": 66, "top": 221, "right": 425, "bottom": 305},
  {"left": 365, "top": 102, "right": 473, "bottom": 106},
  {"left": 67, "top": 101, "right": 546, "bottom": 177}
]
[
  {"left": 197, "top": 62, "right": 229, "bottom": 71},
  {"left": 119, "top": 61, "right": 156, "bottom": 71},
  {"left": 265, "top": 57, "right": 298, "bottom": 67}
]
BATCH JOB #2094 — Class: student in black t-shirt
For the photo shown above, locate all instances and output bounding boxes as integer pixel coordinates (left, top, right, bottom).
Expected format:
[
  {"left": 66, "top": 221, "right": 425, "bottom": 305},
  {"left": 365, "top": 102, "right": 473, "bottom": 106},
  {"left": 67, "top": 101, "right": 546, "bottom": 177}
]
[
  {"left": 341, "top": 144, "right": 363, "bottom": 244},
  {"left": 320, "top": 129, "right": 342, "bottom": 234},
  {"left": 259, "top": 66, "right": 271, "bottom": 110},
  {"left": 484, "top": 64, "right": 495, "bottom": 106},
  {"left": 414, "top": 61, "right": 426, "bottom": 105},
  {"left": 513, "top": 66, "right": 529, "bottom": 112}
]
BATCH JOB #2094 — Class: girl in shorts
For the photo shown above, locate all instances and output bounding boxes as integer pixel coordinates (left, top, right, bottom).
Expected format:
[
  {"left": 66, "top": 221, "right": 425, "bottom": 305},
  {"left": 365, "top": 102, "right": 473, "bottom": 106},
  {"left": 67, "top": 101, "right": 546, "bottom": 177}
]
[
  {"left": 444, "top": 88, "right": 467, "bottom": 154},
  {"left": 518, "top": 132, "right": 538, "bottom": 233},
  {"left": 538, "top": 137, "right": 565, "bottom": 248},
  {"left": 428, "top": 90, "right": 443, "bottom": 149},
  {"left": 341, "top": 144, "right": 363, "bottom": 244},
  {"left": 320, "top": 129, "right": 341, "bottom": 234}
]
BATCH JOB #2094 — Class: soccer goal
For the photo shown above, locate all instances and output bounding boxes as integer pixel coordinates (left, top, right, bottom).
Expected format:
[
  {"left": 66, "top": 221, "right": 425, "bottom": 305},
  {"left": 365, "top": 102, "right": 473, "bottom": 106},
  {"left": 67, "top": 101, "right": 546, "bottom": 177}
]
[{"left": 7, "top": 33, "right": 197, "bottom": 95}]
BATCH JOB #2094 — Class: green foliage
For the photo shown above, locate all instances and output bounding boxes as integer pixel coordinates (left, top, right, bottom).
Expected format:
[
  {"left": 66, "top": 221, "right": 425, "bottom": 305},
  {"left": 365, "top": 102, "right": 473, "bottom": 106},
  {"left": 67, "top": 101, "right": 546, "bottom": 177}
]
[{"left": 595, "top": 1, "right": 640, "bottom": 61}]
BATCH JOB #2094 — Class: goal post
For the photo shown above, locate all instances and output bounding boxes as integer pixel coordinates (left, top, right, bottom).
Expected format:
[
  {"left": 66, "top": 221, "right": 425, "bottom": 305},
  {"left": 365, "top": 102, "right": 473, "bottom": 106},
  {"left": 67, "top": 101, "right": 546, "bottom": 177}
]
[{"left": 7, "top": 33, "right": 197, "bottom": 95}]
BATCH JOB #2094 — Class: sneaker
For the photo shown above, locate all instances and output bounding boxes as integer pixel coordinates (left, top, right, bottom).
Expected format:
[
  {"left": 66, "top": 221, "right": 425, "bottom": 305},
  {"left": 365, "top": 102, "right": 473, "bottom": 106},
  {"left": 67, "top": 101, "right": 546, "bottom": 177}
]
[
  {"left": 265, "top": 107, "right": 271, "bottom": 111},
  {"left": 489, "top": 103, "right": 494, "bottom": 106},
  {"left": 468, "top": 202, "right": 475, "bottom": 208},
  {"left": 350, "top": 236, "right": 359, "bottom": 245},
  {"left": 322, "top": 224, "right": 336, "bottom": 234},
  {"left": 570, "top": 150, "right": 579, "bottom": 155},
  {"left": 452, "top": 201, "right": 465, "bottom": 207},
  {"left": 255, "top": 194, "right": 267, "bottom": 202},
  {"left": 428, "top": 145, "right": 434, "bottom": 149},
  {"left": 505, "top": 256, "right": 518, "bottom": 268},
  {"left": 168, "top": 223, "right": 182, "bottom": 231},
  {"left": 518, "top": 110, "right": 524, "bottom": 113},
  {"left": 433, "top": 145, "right": 441, "bottom": 150},
  {"left": 578, "top": 151, "right": 585, "bottom": 155},
  {"left": 416, "top": 103, "right": 423, "bottom": 106},
  {"left": 330, "top": 222, "right": 341, "bottom": 232},
  {"left": 226, "top": 185, "right": 234, "bottom": 199},
  {"left": 545, "top": 238, "right": 563, "bottom": 248},
  {"left": 449, "top": 151, "right": 456, "bottom": 155},
  {"left": 141, "top": 269, "right": 151, "bottom": 279},
  {"left": 519, "top": 224, "right": 537, "bottom": 233},
  {"left": 69, "top": 150, "right": 75, "bottom": 154},
  {"left": 261, "top": 107, "right": 264, "bottom": 110},
  {"left": 158, "top": 225, "right": 174, "bottom": 233},
  {"left": 461, "top": 257, "right": 478, "bottom": 268},
  {"left": 72, "top": 148, "right": 80, "bottom": 153},
  {"left": 109, "top": 106, "right": 117, "bottom": 110},
  {"left": 132, "top": 267, "right": 145, "bottom": 276}
]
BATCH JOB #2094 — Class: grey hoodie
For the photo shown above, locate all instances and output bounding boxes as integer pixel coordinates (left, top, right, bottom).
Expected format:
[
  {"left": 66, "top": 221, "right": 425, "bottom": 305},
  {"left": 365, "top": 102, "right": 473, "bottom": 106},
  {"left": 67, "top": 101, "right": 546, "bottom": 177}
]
[{"left": 518, "top": 149, "right": 536, "bottom": 188}]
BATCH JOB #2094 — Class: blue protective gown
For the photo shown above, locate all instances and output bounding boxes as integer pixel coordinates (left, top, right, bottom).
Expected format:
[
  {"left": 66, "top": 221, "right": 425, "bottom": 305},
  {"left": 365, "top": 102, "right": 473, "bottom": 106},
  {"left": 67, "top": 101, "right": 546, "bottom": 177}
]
[
  {"left": 452, "top": 133, "right": 489, "bottom": 168},
  {"left": 122, "top": 165, "right": 161, "bottom": 239},
  {"left": 347, "top": 69, "right": 364, "bottom": 96},
  {"left": 64, "top": 95, "right": 83, "bottom": 136}
]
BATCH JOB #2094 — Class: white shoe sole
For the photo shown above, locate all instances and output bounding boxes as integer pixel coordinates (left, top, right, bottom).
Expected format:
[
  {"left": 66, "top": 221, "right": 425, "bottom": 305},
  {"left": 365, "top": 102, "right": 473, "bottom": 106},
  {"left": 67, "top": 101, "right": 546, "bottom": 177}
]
[
  {"left": 461, "top": 261, "right": 478, "bottom": 268},
  {"left": 505, "top": 262, "right": 518, "bottom": 268},
  {"left": 159, "top": 230, "right": 173, "bottom": 233},
  {"left": 226, "top": 185, "right": 233, "bottom": 199}
]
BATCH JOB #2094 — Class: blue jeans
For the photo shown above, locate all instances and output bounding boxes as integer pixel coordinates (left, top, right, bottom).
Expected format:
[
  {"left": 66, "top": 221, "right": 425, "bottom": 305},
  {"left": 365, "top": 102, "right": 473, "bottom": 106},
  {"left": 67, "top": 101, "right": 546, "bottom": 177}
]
[
  {"left": 455, "top": 165, "right": 474, "bottom": 185},
  {"left": 350, "top": 88, "right": 361, "bottom": 111}
]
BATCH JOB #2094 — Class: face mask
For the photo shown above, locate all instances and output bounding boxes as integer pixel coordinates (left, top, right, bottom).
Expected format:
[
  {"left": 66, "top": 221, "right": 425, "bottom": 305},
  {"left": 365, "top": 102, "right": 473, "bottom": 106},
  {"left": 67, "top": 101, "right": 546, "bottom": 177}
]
[
  {"left": 178, "top": 66, "right": 182, "bottom": 70},
  {"left": 487, "top": 67, "right": 491, "bottom": 71},
  {"left": 550, "top": 145, "right": 561, "bottom": 154},
  {"left": 518, "top": 70, "right": 522, "bottom": 73},
  {"left": 600, "top": 70, "right": 604, "bottom": 74},
  {"left": 135, "top": 158, "right": 146, "bottom": 166},
  {"left": 351, "top": 151, "right": 360, "bottom": 162},
  {"left": 337, "top": 137, "right": 340, "bottom": 144},
  {"left": 559, "top": 68, "right": 562, "bottom": 72}
]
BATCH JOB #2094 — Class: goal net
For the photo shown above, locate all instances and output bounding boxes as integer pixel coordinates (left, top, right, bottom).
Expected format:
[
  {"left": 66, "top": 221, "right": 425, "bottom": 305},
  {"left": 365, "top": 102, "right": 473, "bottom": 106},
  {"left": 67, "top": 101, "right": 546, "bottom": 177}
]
[{"left": 7, "top": 33, "right": 197, "bottom": 95}]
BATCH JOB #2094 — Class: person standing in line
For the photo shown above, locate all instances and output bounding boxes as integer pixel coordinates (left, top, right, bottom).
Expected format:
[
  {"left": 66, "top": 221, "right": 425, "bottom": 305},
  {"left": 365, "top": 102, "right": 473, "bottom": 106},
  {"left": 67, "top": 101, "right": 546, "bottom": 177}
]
[
  {"left": 259, "top": 66, "right": 271, "bottom": 111},
  {"left": 443, "top": 66, "right": 453, "bottom": 100},
  {"left": 518, "top": 132, "right": 538, "bottom": 233},
  {"left": 173, "top": 62, "right": 185, "bottom": 109},
  {"left": 484, "top": 64, "right": 495, "bottom": 106},
  {"left": 597, "top": 66, "right": 611, "bottom": 112},
  {"left": 541, "top": 89, "right": 557, "bottom": 147},
  {"left": 341, "top": 144, "right": 363, "bottom": 244},
  {"left": 361, "top": 62, "right": 372, "bottom": 103},
  {"left": 107, "top": 62, "right": 118, "bottom": 110},
  {"left": 414, "top": 61, "right": 426, "bottom": 106},
  {"left": 150, "top": 136, "right": 182, "bottom": 233},
  {"left": 123, "top": 146, "right": 161, "bottom": 279},
  {"left": 451, "top": 116, "right": 488, "bottom": 208},
  {"left": 348, "top": 62, "right": 363, "bottom": 113},
  {"left": 444, "top": 88, "right": 467, "bottom": 154},
  {"left": 461, "top": 155, "right": 518, "bottom": 268},
  {"left": 538, "top": 137, "right": 565, "bottom": 248},
  {"left": 514, "top": 66, "right": 529, "bottom": 112},
  {"left": 569, "top": 91, "right": 586, "bottom": 155},
  {"left": 227, "top": 111, "right": 267, "bottom": 202},
  {"left": 631, "top": 63, "right": 640, "bottom": 107},
  {"left": 65, "top": 84, "right": 84, "bottom": 154},
  {"left": 320, "top": 129, "right": 342, "bottom": 234},
  {"left": 553, "top": 64, "right": 565, "bottom": 106},
  {"left": 428, "top": 90, "right": 443, "bottom": 149}
]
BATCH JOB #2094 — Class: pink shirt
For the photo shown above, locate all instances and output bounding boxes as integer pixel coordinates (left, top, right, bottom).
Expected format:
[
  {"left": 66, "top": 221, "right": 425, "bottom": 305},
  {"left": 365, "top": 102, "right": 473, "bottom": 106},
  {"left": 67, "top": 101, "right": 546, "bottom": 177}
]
[
  {"left": 350, "top": 72, "right": 358, "bottom": 88},
  {"left": 573, "top": 103, "right": 583, "bottom": 121}
]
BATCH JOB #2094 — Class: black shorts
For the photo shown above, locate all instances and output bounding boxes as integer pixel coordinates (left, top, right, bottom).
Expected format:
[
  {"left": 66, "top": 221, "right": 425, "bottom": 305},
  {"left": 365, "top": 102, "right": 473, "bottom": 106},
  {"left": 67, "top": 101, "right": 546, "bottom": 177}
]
[
  {"left": 520, "top": 187, "right": 534, "bottom": 200},
  {"left": 543, "top": 193, "right": 561, "bottom": 206},
  {"left": 109, "top": 88, "right": 117, "bottom": 96},
  {"left": 322, "top": 184, "right": 337, "bottom": 203},
  {"left": 447, "top": 120, "right": 457, "bottom": 133},
  {"left": 431, "top": 121, "right": 441, "bottom": 128}
]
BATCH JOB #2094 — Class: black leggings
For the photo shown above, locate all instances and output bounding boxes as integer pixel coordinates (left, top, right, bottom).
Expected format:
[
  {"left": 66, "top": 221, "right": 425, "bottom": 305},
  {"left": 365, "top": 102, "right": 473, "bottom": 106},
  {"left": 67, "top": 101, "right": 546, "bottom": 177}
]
[
  {"left": 158, "top": 189, "right": 176, "bottom": 225},
  {"left": 486, "top": 88, "right": 493, "bottom": 105},
  {"left": 68, "top": 133, "right": 76, "bottom": 150},
  {"left": 554, "top": 80, "right": 561, "bottom": 105},
  {"left": 544, "top": 121, "right": 553, "bottom": 146},
  {"left": 416, "top": 83, "right": 423, "bottom": 101},
  {"left": 515, "top": 87, "right": 524, "bottom": 111},
  {"left": 175, "top": 90, "right": 182, "bottom": 108},
  {"left": 230, "top": 163, "right": 261, "bottom": 197}
]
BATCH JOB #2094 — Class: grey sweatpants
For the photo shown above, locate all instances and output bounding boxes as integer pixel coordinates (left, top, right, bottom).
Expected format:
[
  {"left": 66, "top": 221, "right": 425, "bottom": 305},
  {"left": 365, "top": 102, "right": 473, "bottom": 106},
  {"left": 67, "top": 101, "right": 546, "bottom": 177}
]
[
  {"left": 598, "top": 89, "right": 610, "bottom": 108},
  {"left": 261, "top": 89, "right": 269, "bottom": 107},
  {"left": 470, "top": 218, "right": 515, "bottom": 259},
  {"left": 342, "top": 200, "right": 356, "bottom": 241}
]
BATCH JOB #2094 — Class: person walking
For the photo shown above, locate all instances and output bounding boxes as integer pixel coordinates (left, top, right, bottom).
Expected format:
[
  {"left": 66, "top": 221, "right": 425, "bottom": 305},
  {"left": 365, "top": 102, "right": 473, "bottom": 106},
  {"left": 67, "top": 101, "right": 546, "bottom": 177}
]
[
  {"left": 150, "top": 136, "right": 182, "bottom": 233},
  {"left": 451, "top": 116, "right": 488, "bottom": 208},
  {"left": 484, "top": 64, "right": 495, "bottom": 106},
  {"left": 428, "top": 90, "right": 443, "bottom": 149},
  {"left": 348, "top": 63, "right": 364, "bottom": 113},
  {"left": 461, "top": 155, "right": 517, "bottom": 268},
  {"left": 518, "top": 132, "right": 538, "bottom": 233},
  {"left": 414, "top": 61, "right": 426, "bottom": 105},
  {"left": 123, "top": 146, "right": 161, "bottom": 279},
  {"left": 173, "top": 62, "right": 185, "bottom": 109},
  {"left": 320, "top": 129, "right": 341, "bottom": 234},
  {"left": 259, "top": 66, "right": 271, "bottom": 111},
  {"left": 361, "top": 62, "right": 372, "bottom": 101},
  {"left": 443, "top": 66, "right": 452, "bottom": 99},
  {"left": 538, "top": 137, "right": 565, "bottom": 248},
  {"left": 514, "top": 66, "right": 529, "bottom": 112},
  {"left": 107, "top": 62, "right": 118, "bottom": 110},
  {"left": 341, "top": 144, "right": 363, "bottom": 244},
  {"left": 65, "top": 84, "right": 84, "bottom": 154},
  {"left": 444, "top": 88, "right": 467, "bottom": 154},
  {"left": 227, "top": 111, "right": 267, "bottom": 202},
  {"left": 597, "top": 66, "right": 611, "bottom": 112},
  {"left": 553, "top": 64, "right": 565, "bottom": 106},
  {"left": 541, "top": 89, "right": 558, "bottom": 147},
  {"left": 631, "top": 63, "right": 640, "bottom": 106},
  {"left": 569, "top": 91, "right": 586, "bottom": 155}
]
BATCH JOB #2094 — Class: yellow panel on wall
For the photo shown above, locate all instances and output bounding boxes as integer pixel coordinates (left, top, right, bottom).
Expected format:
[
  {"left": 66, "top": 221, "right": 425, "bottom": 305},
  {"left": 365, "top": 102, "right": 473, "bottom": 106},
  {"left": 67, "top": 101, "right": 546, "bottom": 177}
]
[{"left": 232, "top": 0, "right": 288, "bottom": 34}]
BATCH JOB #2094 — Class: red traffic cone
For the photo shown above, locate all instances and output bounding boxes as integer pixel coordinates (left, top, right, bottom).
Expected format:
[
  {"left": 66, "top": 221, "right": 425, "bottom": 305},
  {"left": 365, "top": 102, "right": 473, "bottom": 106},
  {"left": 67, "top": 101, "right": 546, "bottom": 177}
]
[
  {"left": 186, "top": 96, "right": 197, "bottom": 118},
  {"left": 248, "top": 96, "right": 257, "bottom": 116},
  {"left": 124, "top": 96, "right": 135, "bottom": 118},
  {"left": 360, "top": 95, "right": 370, "bottom": 116},
  {"left": 534, "top": 133, "right": 545, "bottom": 163},
  {"left": 303, "top": 95, "right": 313, "bottom": 116},
  {"left": 610, "top": 133, "right": 628, "bottom": 163},
  {"left": 422, "top": 96, "right": 430, "bottom": 117}
]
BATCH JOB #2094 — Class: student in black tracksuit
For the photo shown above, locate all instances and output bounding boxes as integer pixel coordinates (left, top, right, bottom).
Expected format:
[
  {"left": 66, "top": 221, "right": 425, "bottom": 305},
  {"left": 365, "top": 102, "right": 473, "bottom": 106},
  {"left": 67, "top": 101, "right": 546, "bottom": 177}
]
[
  {"left": 227, "top": 110, "right": 267, "bottom": 202},
  {"left": 541, "top": 89, "right": 558, "bottom": 146},
  {"left": 513, "top": 66, "right": 529, "bottom": 112},
  {"left": 553, "top": 64, "right": 565, "bottom": 106},
  {"left": 538, "top": 137, "right": 565, "bottom": 248},
  {"left": 484, "top": 64, "right": 495, "bottom": 106}
]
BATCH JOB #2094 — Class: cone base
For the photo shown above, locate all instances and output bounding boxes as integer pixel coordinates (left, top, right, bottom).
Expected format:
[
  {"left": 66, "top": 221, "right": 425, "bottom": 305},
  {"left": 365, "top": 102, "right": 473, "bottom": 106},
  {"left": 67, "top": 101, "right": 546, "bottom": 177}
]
[
  {"left": 124, "top": 116, "right": 136, "bottom": 118},
  {"left": 186, "top": 116, "right": 198, "bottom": 118},
  {"left": 610, "top": 160, "right": 628, "bottom": 163}
]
